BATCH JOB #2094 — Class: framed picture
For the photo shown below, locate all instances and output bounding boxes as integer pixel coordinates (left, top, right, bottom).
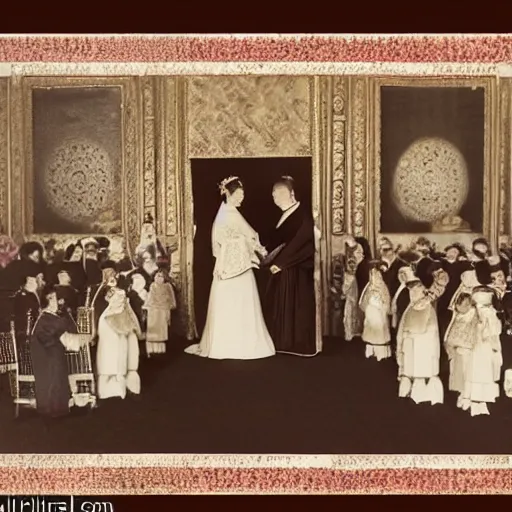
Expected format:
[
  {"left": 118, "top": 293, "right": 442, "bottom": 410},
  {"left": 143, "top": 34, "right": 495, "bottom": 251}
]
[
  {"left": 370, "top": 77, "right": 499, "bottom": 249},
  {"left": 10, "top": 77, "right": 143, "bottom": 251}
]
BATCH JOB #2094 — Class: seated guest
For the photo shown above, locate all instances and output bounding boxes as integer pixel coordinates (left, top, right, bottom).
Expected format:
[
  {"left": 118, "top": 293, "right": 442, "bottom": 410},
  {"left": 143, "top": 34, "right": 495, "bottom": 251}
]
[{"left": 30, "top": 284, "right": 92, "bottom": 418}]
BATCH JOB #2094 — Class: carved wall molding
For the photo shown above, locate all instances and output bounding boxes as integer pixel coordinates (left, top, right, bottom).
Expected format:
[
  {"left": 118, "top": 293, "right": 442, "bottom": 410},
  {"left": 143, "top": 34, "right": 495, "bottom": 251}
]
[
  {"left": 142, "top": 77, "right": 156, "bottom": 221},
  {"left": 8, "top": 76, "right": 143, "bottom": 255},
  {"left": 347, "top": 77, "right": 369, "bottom": 239},
  {"left": 500, "top": 79, "right": 511, "bottom": 236},
  {"left": 331, "top": 77, "right": 347, "bottom": 235},
  {"left": 9, "top": 76, "right": 23, "bottom": 244},
  {"left": 187, "top": 76, "right": 311, "bottom": 158},
  {"left": 0, "top": 79, "right": 7, "bottom": 234}
]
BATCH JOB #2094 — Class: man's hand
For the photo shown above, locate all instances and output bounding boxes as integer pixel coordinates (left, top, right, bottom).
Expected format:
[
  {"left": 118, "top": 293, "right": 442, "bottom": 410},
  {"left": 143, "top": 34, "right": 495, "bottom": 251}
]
[{"left": 270, "top": 265, "right": 282, "bottom": 274}]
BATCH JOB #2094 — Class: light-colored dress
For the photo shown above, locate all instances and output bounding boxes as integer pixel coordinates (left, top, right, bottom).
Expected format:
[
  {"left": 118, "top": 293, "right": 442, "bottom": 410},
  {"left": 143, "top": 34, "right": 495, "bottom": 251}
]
[
  {"left": 359, "top": 272, "right": 391, "bottom": 360},
  {"left": 444, "top": 304, "right": 479, "bottom": 397},
  {"left": 96, "top": 288, "right": 141, "bottom": 399},
  {"left": 144, "top": 282, "right": 177, "bottom": 355},
  {"left": 184, "top": 202, "right": 276, "bottom": 360},
  {"left": 462, "top": 298, "right": 502, "bottom": 416},
  {"left": 397, "top": 275, "right": 447, "bottom": 405}
]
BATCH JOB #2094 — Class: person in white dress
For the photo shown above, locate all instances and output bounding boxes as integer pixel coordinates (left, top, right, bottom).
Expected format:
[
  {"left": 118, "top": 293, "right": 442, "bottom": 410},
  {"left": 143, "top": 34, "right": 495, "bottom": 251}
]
[
  {"left": 96, "top": 287, "right": 142, "bottom": 399},
  {"left": 185, "top": 176, "right": 276, "bottom": 360},
  {"left": 396, "top": 265, "right": 449, "bottom": 405},
  {"left": 359, "top": 260, "right": 392, "bottom": 361}
]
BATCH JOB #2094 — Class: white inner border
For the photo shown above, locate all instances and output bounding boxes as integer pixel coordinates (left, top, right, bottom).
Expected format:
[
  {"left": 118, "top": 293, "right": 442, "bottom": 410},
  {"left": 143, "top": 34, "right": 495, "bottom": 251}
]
[
  {"left": 0, "top": 62, "right": 511, "bottom": 77},
  {"left": 0, "top": 454, "right": 510, "bottom": 469}
]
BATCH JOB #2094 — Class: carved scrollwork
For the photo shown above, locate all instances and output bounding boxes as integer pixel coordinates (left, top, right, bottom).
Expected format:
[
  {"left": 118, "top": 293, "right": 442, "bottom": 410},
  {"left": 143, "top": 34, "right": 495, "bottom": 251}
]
[
  {"left": 499, "top": 81, "right": 510, "bottom": 236},
  {"left": 351, "top": 78, "right": 367, "bottom": 237},
  {"left": 0, "top": 79, "right": 7, "bottom": 233},
  {"left": 142, "top": 76, "right": 156, "bottom": 219},
  {"left": 187, "top": 76, "right": 311, "bottom": 158},
  {"left": 331, "top": 77, "right": 347, "bottom": 235}
]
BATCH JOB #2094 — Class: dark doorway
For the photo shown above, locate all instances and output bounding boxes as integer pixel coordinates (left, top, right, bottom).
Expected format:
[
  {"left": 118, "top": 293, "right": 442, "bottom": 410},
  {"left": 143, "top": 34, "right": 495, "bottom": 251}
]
[{"left": 191, "top": 156, "right": 313, "bottom": 337}]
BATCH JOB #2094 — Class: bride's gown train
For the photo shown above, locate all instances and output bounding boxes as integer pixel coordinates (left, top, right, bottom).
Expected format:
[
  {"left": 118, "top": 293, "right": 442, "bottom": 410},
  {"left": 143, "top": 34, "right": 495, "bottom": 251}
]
[{"left": 185, "top": 202, "right": 275, "bottom": 360}]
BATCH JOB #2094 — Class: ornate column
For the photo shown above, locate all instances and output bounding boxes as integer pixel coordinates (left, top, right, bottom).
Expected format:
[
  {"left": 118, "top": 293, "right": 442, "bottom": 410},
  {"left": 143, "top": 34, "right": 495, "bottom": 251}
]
[
  {"left": 499, "top": 79, "right": 511, "bottom": 237},
  {"left": 0, "top": 79, "right": 8, "bottom": 234},
  {"left": 347, "top": 77, "right": 370, "bottom": 241}
]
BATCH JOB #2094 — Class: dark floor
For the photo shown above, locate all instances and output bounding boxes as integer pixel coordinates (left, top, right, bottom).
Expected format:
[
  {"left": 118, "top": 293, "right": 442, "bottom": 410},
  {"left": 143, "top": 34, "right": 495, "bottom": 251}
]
[{"left": 1, "top": 337, "right": 512, "bottom": 454}]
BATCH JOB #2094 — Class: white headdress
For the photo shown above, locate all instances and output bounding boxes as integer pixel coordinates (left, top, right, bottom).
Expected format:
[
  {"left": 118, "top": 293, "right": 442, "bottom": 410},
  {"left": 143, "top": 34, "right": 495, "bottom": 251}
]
[{"left": 219, "top": 176, "right": 240, "bottom": 196}]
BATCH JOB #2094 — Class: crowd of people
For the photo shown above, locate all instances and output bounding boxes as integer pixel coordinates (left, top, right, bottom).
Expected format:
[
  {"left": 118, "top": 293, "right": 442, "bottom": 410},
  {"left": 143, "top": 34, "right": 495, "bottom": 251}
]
[
  {"left": 333, "top": 235, "right": 512, "bottom": 416},
  {"left": 0, "top": 213, "right": 177, "bottom": 419}
]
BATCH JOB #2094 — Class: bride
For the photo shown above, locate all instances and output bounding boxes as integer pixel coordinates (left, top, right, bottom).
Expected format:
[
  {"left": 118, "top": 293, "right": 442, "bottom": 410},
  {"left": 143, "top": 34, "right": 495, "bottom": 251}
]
[{"left": 185, "top": 176, "right": 276, "bottom": 360}]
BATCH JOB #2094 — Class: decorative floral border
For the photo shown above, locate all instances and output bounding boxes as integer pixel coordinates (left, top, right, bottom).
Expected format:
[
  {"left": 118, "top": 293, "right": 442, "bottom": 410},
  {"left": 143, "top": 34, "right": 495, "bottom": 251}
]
[
  {"left": 0, "top": 34, "right": 511, "bottom": 63},
  {"left": 2, "top": 33, "right": 512, "bottom": 494}
]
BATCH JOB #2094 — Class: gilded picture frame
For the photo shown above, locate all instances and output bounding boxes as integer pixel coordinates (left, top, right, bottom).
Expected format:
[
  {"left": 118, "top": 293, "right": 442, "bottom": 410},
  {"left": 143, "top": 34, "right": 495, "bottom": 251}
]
[
  {"left": 8, "top": 76, "right": 143, "bottom": 254},
  {"left": 369, "top": 76, "right": 499, "bottom": 253}
]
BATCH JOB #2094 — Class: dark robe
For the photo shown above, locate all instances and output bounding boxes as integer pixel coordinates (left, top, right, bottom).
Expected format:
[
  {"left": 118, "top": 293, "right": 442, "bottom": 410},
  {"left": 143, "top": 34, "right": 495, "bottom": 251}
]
[
  {"left": 472, "top": 258, "right": 493, "bottom": 285},
  {"left": 83, "top": 258, "right": 102, "bottom": 287},
  {"left": 416, "top": 256, "right": 434, "bottom": 288},
  {"left": 55, "top": 284, "right": 79, "bottom": 320},
  {"left": 30, "top": 311, "right": 76, "bottom": 417},
  {"left": 265, "top": 204, "right": 317, "bottom": 356},
  {"left": 13, "top": 289, "right": 41, "bottom": 342},
  {"left": 382, "top": 257, "right": 405, "bottom": 298},
  {"left": 63, "top": 261, "right": 87, "bottom": 293},
  {"left": 127, "top": 289, "right": 146, "bottom": 332}
]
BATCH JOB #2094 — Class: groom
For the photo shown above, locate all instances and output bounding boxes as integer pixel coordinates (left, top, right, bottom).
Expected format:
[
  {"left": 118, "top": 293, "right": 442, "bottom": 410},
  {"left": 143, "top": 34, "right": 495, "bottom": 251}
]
[{"left": 263, "top": 176, "right": 318, "bottom": 356}]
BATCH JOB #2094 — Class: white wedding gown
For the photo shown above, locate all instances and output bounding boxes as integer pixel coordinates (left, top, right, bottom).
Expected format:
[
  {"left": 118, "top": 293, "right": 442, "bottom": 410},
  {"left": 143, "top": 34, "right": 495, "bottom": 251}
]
[{"left": 185, "top": 202, "right": 276, "bottom": 360}]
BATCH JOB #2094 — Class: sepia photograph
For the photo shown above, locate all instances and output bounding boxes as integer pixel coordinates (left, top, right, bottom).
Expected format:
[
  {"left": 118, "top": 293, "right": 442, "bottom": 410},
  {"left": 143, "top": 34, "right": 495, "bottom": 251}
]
[{"left": 0, "top": 34, "right": 511, "bottom": 494}]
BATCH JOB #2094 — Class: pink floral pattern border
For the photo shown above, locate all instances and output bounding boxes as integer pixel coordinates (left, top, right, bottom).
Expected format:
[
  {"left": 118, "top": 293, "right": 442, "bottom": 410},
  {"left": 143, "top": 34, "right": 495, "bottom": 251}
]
[
  {"left": 1, "top": 33, "right": 511, "bottom": 494},
  {"left": 0, "top": 34, "right": 510, "bottom": 63}
]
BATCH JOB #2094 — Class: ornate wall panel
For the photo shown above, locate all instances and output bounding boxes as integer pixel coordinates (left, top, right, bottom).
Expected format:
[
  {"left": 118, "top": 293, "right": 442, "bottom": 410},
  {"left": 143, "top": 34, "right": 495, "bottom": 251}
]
[
  {"left": 347, "top": 77, "right": 369, "bottom": 241},
  {"left": 0, "top": 79, "right": 8, "bottom": 234},
  {"left": 369, "top": 77, "right": 499, "bottom": 254},
  {"left": 500, "top": 79, "right": 511, "bottom": 237},
  {"left": 9, "top": 76, "right": 23, "bottom": 244},
  {"left": 142, "top": 77, "right": 156, "bottom": 221},
  {"left": 187, "top": 76, "right": 311, "bottom": 158},
  {"left": 8, "top": 76, "right": 143, "bottom": 255},
  {"left": 331, "top": 77, "right": 348, "bottom": 236}
]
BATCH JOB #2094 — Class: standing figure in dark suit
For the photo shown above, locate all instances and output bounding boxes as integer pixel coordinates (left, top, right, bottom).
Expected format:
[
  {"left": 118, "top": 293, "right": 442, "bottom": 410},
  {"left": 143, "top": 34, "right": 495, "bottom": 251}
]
[
  {"left": 55, "top": 267, "right": 80, "bottom": 320},
  {"left": 414, "top": 237, "right": 434, "bottom": 288},
  {"left": 13, "top": 264, "right": 43, "bottom": 345},
  {"left": 264, "top": 176, "right": 318, "bottom": 357}
]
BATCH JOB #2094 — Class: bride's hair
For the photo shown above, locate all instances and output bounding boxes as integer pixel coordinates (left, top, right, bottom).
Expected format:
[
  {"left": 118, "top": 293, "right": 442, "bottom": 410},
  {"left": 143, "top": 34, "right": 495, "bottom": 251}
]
[{"left": 219, "top": 176, "right": 243, "bottom": 201}]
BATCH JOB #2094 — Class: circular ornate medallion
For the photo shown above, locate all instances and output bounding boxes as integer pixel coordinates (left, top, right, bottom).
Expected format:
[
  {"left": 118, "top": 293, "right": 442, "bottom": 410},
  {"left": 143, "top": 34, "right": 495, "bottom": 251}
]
[
  {"left": 44, "top": 140, "right": 115, "bottom": 221},
  {"left": 392, "top": 137, "right": 469, "bottom": 224}
]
